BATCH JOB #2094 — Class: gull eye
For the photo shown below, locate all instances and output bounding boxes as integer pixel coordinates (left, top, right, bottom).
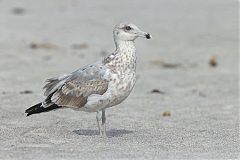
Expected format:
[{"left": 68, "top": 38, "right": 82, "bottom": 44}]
[{"left": 125, "top": 26, "right": 132, "bottom": 31}]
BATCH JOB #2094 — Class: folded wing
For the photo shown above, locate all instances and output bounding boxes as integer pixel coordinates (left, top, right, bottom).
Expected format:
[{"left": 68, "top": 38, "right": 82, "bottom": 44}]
[{"left": 43, "top": 64, "right": 108, "bottom": 108}]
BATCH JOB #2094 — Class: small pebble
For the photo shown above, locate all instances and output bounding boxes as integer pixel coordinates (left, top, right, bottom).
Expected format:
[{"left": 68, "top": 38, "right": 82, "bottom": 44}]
[
  {"left": 162, "top": 111, "right": 171, "bottom": 117},
  {"left": 71, "top": 43, "right": 88, "bottom": 49},
  {"left": 150, "top": 89, "right": 165, "bottom": 94},
  {"left": 209, "top": 54, "right": 218, "bottom": 67},
  {"left": 151, "top": 59, "right": 182, "bottom": 69},
  {"left": 12, "top": 7, "right": 25, "bottom": 15},
  {"left": 20, "top": 90, "right": 33, "bottom": 94},
  {"left": 30, "top": 42, "right": 58, "bottom": 49}
]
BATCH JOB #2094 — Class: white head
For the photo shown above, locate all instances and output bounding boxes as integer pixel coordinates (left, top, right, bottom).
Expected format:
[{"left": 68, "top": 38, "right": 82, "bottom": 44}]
[{"left": 113, "top": 23, "right": 151, "bottom": 43}]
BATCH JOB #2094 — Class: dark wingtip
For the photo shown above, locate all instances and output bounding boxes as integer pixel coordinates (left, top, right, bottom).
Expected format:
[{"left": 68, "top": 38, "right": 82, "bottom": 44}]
[
  {"left": 25, "top": 102, "right": 42, "bottom": 116},
  {"left": 25, "top": 103, "right": 61, "bottom": 116}
]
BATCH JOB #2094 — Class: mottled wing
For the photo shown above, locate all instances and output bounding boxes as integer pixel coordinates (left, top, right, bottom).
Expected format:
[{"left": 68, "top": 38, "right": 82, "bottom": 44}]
[
  {"left": 48, "top": 64, "right": 108, "bottom": 108},
  {"left": 51, "top": 78, "right": 108, "bottom": 107}
]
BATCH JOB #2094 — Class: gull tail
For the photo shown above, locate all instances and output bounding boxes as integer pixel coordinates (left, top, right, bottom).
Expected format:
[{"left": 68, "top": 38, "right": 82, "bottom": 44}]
[{"left": 25, "top": 103, "right": 61, "bottom": 116}]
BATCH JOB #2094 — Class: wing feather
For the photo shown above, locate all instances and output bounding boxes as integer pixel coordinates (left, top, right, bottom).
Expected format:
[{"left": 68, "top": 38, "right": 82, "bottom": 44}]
[
  {"left": 43, "top": 64, "right": 108, "bottom": 108},
  {"left": 51, "top": 79, "right": 108, "bottom": 107}
]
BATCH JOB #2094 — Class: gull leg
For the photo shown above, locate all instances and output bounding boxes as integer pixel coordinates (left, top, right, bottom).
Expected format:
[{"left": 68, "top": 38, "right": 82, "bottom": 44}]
[
  {"left": 96, "top": 111, "right": 102, "bottom": 136},
  {"left": 101, "top": 109, "right": 106, "bottom": 136}
]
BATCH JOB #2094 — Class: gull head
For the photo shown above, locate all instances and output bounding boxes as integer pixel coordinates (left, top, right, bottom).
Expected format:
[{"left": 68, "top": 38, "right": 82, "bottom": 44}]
[{"left": 113, "top": 23, "right": 152, "bottom": 42}]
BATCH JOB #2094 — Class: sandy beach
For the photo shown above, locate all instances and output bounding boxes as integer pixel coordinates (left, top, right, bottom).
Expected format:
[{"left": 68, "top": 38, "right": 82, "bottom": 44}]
[{"left": 0, "top": 0, "right": 239, "bottom": 159}]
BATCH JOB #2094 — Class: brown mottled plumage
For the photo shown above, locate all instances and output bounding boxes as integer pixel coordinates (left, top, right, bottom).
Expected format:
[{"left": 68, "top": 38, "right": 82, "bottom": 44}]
[{"left": 51, "top": 79, "right": 108, "bottom": 108}]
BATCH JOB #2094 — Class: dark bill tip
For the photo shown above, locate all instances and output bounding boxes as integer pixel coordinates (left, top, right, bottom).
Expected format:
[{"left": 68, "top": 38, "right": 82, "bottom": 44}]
[{"left": 145, "top": 33, "right": 151, "bottom": 39}]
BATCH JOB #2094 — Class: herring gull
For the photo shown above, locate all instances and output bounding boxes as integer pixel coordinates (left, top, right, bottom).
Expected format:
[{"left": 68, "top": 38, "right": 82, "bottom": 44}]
[{"left": 25, "top": 22, "right": 151, "bottom": 136}]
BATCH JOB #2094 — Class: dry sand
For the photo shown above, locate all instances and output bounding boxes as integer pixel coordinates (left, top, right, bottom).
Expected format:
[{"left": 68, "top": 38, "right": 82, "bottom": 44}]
[{"left": 0, "top": 0, "right": 239, "bottom": 159}]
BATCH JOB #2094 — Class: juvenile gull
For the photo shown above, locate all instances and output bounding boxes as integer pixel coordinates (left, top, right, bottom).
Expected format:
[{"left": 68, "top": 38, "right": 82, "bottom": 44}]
[{"left": 25, "top": 23, "right": 151, "bottom": 136}]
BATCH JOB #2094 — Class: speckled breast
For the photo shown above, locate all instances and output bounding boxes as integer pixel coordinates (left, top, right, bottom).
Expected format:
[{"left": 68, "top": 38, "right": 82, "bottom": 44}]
[{"left": 104, "top": 51, "right": 137, "bottom": 107}]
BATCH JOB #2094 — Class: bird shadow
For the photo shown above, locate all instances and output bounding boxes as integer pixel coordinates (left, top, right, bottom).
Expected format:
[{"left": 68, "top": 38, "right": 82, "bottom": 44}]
[{"left": 73, "top": 129, "right": 133, "bottom": 138}]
